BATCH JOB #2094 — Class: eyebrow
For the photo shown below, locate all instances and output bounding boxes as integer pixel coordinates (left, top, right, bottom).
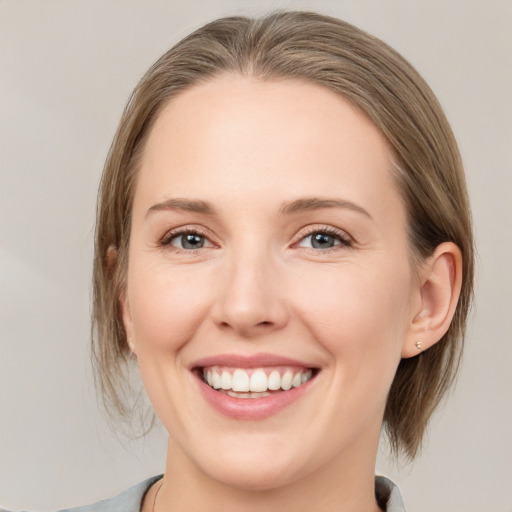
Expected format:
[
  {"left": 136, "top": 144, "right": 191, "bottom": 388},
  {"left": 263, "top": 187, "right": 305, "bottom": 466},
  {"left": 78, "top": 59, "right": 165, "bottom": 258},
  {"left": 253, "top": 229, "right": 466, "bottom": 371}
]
[
  {"left": 146, "top": 198, "right": 216, "bottom": 217},
  {"left": 146, "top": 196, "right": 372, "bottom": 219},
  {"left": 279, "top": 197, "right": 372, "bottom": 219}
]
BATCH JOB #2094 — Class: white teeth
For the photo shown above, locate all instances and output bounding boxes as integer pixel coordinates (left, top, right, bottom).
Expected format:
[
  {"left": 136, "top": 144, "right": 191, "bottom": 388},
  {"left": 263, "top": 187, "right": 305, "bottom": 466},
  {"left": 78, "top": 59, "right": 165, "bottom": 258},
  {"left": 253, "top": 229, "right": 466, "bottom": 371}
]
[
  {"left": 232, "top": 369, "right": 250, "bottom": 392},
  {"left": 212, "top": 371, "right": 221, "bottom": 389},
  {"left": 267, "top": 370, "right": 281, "bottom": 390},
  {"left": 226, "top": 390, "right": 271, "bottom": 399},
  {"left": 251, "top": 392, "right": 269, "bottom": 398},
  {"left": 281, "top": 371, "right": 293, "bottom": 390},
  {"left": 249, "top": 369, "right": 268, "bottom": 392},
  {"left": 221, "top": 371, "right": 232, "bottom": 390},
  {"left": 226, "top": 390, "right": 251, "bottom": 399},
  {"left": 292, "top": 372, "right": 302, "bottom": 388},
  {"left": 203, "top": 367, "right": 314, "bottom": 394},
  {"left": 302, "top": 370, "right": 312, "bottom": 384}
]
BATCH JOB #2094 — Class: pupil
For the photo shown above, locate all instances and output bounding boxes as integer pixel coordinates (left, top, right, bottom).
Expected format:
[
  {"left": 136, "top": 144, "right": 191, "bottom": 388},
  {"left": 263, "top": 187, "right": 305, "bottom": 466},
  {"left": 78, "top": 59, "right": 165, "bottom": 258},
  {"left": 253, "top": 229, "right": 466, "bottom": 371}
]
[
  {"left": 183, "top": 234, "right": 204, "bottom": 249},
  {"left": 312, "top": 232, "right": 334, "bottom": 249}
]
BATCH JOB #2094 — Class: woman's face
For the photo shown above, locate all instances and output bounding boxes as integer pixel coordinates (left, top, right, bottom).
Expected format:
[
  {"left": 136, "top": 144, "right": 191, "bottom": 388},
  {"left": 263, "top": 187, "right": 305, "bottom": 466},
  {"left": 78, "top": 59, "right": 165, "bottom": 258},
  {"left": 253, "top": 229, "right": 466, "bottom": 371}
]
[{"left": 122, "top": 75, "right": 421, "bottom": 490}]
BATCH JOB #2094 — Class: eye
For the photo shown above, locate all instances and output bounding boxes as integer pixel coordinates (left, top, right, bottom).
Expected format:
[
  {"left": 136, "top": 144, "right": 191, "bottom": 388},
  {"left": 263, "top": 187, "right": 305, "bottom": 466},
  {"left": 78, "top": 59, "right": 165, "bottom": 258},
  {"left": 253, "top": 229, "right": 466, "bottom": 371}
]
[
  {"left": 161, "top": 228, "right": 214, "bottom": 251},
  {"left": 296, "top": 228, "right": 352, "bottom": 250},
  {"left": 172, "top": 233, "right": 208, "bottom": 250}
]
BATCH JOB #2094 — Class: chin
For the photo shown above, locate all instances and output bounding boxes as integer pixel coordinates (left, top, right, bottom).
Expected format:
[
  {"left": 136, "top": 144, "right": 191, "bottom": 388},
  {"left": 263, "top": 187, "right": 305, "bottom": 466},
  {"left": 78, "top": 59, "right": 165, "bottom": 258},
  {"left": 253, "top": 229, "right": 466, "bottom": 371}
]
[
  {"left": 202, "top": 455, "right": 306, "bottom": 492},
  {"left": 176, "top": 428, "right": 305, "bottom": 491}
]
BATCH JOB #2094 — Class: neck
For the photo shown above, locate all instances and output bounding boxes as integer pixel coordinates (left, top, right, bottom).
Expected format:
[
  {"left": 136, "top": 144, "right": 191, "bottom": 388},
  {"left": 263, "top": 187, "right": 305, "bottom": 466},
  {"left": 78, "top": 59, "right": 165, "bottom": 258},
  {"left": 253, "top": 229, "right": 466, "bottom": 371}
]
[{"left": 150, "top": 435, "right": 382, "bottom": 512}]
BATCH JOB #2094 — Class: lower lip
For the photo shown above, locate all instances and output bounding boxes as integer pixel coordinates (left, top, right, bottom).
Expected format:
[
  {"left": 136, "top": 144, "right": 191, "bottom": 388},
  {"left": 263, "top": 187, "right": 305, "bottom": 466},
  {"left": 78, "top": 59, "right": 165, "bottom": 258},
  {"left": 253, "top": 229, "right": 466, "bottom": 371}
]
[{"left": 194, "top": 372, "right": 316, "bottom": 421}]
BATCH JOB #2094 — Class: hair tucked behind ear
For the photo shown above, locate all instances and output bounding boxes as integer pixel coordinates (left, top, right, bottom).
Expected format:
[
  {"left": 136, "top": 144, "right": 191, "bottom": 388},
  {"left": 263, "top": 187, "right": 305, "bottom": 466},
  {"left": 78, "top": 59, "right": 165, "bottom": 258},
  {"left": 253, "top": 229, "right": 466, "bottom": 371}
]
[{"left": 92, "top": 10, "right": 473, "bottom": 458}]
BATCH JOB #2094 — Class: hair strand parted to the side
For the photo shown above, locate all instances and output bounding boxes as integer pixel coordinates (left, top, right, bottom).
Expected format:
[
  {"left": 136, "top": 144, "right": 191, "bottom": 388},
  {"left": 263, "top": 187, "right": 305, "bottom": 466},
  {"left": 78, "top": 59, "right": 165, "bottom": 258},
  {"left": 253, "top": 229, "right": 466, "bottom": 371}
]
[{"left": 92, "top": 10, "right": 473, "bottom": 459}]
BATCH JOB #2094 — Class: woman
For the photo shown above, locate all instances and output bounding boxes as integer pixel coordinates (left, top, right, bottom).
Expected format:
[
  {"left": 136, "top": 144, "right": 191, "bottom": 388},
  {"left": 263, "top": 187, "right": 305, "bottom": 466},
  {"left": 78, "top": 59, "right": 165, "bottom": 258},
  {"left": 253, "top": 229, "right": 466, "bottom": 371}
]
[{"left": 71, "top": 10, "right": 472, "bottom": 512}]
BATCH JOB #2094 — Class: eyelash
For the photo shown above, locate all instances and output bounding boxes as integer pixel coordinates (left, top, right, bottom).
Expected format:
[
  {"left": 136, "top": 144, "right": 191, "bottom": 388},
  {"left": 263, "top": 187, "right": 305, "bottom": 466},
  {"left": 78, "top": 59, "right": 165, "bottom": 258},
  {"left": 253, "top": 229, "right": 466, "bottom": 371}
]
[
  {"left": 159, "top": 226, "right": 212, "bottom": 251},
  {"left": 159, "top": 225, "right": 353, "bottom": 252},
  {"left": 295, "top": 225, "right": 353, "bottom": 251}
]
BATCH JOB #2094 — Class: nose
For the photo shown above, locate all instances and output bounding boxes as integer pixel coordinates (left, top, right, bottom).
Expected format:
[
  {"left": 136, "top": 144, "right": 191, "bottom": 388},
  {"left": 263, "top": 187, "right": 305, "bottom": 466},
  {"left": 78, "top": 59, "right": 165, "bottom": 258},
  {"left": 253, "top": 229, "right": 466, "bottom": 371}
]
[{"left": 211, "top": 247, "right": 289, "bottom": 338}]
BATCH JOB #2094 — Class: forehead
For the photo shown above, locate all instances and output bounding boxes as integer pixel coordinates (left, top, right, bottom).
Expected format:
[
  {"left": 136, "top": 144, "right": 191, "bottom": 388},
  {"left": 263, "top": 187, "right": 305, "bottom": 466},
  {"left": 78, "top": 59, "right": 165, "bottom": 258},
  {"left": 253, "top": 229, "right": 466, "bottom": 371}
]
[{"left": 135, "top": 75, "right": 401, "bottom": 220}]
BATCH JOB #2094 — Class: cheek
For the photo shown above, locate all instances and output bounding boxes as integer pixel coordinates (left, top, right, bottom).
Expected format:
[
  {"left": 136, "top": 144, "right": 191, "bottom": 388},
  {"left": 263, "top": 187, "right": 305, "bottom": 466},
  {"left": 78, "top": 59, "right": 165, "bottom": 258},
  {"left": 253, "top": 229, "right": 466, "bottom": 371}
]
[
  {"left": 127, "top": 261, "right": 213, "bottom": 351},
  {"left": 125, "top": 261, "right": 216, "bottom": 428},
  {"left": 292, "top": 263, "right": 411, "bottom": 365}
]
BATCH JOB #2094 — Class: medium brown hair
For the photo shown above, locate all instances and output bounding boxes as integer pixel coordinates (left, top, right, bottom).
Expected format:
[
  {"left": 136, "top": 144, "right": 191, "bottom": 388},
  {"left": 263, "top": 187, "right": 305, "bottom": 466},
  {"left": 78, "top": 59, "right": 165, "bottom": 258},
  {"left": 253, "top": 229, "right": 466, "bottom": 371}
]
[{"left": 92, "top": 10, "right": 474, "bottom": 459}]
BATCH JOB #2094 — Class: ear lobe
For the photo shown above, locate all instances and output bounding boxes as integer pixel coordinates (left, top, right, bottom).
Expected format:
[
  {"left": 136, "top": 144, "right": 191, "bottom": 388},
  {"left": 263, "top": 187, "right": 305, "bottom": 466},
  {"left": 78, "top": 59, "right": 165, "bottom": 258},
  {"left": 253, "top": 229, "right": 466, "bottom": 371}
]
[{"left": 402, "top": 242, "right": 463, "bottom": 358}]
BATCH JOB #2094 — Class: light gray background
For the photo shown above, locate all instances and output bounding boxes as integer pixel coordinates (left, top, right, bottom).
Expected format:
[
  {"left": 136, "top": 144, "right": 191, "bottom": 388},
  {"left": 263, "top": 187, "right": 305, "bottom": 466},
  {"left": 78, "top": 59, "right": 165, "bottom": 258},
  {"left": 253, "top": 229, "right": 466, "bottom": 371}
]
[{"left": 1, "top": 1, "right": 511, "bottom": 511}]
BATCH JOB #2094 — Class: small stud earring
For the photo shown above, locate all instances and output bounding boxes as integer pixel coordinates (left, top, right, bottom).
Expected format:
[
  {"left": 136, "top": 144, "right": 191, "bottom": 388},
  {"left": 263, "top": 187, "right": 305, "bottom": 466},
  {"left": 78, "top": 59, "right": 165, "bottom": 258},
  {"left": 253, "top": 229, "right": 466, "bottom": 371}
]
[
  {"left": 416, "top": 341, "right": 422, "bottom": 350},
  {"left": 128, "top": 337, "right": 136, "bottom": 351}
]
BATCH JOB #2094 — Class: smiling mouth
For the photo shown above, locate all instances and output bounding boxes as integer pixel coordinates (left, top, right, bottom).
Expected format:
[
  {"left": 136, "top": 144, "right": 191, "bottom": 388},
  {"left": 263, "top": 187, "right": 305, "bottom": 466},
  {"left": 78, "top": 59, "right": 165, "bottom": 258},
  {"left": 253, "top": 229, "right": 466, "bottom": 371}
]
[{"left": 197, "top": 366, "right": 317, "bottom": 399}]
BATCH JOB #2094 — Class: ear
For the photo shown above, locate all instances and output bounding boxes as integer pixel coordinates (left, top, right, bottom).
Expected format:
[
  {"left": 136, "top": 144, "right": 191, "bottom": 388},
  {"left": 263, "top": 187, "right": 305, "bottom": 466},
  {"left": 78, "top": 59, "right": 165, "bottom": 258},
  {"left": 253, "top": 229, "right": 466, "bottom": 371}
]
[{"left": 402, "top": 242, "right": 463, "bottom": 358}]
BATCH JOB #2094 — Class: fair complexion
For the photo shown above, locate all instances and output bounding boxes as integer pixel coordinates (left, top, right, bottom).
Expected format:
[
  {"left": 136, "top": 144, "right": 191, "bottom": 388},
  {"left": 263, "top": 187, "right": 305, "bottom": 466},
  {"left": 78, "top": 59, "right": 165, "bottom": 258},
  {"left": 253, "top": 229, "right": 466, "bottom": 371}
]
[{"left": 120, "top": 75, "right": 462, "bottom": 512}]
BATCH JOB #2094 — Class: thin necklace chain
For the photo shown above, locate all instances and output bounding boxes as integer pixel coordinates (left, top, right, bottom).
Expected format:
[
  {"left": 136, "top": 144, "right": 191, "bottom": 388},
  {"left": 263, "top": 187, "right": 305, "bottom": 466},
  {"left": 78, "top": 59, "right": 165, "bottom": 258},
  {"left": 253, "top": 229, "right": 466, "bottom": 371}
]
[{"left": 152, "top": 479, "right": 164, "bottom": 512}]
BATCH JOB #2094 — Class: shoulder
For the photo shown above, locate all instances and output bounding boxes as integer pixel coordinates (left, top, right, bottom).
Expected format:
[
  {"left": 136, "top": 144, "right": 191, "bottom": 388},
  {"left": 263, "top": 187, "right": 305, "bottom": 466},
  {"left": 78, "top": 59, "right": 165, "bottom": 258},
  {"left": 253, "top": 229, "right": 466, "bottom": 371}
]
[
  {"left": 56, "top": 475, "right": 163, "bottom": 512},
  {"left": 375, "top": 475, "right": 406, "bottom": 512}
]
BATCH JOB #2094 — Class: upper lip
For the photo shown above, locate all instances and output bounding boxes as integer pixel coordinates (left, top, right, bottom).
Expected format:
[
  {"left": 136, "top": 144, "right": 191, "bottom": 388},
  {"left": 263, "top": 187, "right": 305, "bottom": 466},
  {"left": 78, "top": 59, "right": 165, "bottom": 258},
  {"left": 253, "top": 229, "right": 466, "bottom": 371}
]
[{"left": 191, "top": 352, "right": 317, "bottom": 370}]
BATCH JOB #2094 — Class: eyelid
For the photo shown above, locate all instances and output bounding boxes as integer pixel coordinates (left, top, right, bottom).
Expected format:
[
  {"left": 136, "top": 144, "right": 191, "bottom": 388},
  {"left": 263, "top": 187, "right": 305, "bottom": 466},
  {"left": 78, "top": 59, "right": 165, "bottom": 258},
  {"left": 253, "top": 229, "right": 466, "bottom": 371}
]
[
  {"left": 159, "top": 225, "right": 217, "bottom": 248},
  {"left": 291, "top": 224, "right": 353, "bottom": 249},
  {"left": 157, "top": 223, "right": 354, "bottom": 251}
]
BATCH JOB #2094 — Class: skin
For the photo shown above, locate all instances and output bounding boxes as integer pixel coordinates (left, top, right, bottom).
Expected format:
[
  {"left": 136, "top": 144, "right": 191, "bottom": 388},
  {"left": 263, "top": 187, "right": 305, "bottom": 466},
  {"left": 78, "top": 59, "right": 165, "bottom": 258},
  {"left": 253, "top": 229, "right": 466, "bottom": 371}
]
[{"left": 120, "top": 75, "right": 462, "bottom": 512}]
